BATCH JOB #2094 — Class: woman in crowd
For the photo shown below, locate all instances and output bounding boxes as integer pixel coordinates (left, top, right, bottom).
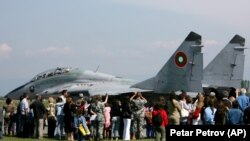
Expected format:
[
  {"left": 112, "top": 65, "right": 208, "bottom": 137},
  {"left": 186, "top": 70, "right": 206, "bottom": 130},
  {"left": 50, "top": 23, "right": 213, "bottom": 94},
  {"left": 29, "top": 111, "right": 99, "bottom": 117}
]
[
  {"left": 103, "top": 103, "right": 111, "bottom": 140},
  {"left": 3, "top": 98, "right": 15, "bottom": 136},
  {"left": 63, "top": 95, "right": 76, "bottom": 141},
  {"left": 152, "top": 100, "right": 168, "bottom": 141},
  {"left": 47, "top": 97, "right": 56, "bottom": 138},
  {"left": 167, "top": 92, "right": 181, "bottom": 125}
]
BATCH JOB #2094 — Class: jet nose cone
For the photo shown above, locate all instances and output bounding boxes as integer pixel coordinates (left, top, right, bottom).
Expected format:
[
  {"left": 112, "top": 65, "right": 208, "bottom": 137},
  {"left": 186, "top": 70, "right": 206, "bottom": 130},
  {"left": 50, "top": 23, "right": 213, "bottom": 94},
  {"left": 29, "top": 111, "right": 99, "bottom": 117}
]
[{"left": 5, "top": 82, "right": 31, "bottom": 99}]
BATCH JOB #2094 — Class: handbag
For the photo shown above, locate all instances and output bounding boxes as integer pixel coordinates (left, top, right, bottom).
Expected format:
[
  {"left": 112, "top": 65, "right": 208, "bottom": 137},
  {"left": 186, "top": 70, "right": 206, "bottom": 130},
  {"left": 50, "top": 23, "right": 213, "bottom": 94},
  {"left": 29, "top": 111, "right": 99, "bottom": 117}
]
[
  {"left": 79, "top": 123, "right": 91, "bottom": 136},
  {"left": 79, "top": 124, "right": 87, "bottom": 136}
]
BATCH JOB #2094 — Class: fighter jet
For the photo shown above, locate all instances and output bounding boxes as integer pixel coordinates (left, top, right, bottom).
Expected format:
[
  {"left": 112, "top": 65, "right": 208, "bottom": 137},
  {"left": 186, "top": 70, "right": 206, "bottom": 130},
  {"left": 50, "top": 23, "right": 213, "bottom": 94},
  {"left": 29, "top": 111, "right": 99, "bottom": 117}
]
[
  {"left": 5, "top": 31, "right": 204, "bottom": 99},
  {"left": 202, "top": 34, "right": 246, "bottom": 98}
]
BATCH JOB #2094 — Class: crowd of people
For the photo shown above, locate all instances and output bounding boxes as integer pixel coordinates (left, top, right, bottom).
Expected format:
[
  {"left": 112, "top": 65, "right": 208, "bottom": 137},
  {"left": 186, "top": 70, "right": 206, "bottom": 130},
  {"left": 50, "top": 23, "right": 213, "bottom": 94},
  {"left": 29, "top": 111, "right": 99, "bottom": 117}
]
[{"left": 0, "top": 88, "right": 250, "bottom": 141}]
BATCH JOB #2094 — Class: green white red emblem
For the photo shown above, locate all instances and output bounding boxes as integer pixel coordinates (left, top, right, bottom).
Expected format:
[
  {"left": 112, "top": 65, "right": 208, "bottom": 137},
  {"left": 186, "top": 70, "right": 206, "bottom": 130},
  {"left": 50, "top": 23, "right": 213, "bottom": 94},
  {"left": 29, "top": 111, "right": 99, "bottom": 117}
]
[{"left": 174, "top": 51, "right": 188, "bottom": 68}]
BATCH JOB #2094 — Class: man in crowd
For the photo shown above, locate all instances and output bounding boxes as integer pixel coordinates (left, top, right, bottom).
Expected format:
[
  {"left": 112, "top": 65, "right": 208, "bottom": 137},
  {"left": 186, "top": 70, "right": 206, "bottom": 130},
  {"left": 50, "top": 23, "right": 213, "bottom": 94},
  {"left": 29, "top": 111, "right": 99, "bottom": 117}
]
[{"left": 30, "top": 95, "right": 47, "bottom": 139}]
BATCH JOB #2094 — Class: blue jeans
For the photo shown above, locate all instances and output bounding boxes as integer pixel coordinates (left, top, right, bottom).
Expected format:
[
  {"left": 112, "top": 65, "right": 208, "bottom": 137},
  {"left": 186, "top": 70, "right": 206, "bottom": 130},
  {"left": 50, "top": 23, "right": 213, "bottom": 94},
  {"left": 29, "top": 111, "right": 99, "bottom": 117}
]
[
  {"left": 146, "top": 124, "right": 154, "bottom": 138},
  {"left": 77, "top": 131, "right": 85, "bottom": 141},
  {"left": 111, "top": 116, "right": 121, "bottom": 138},
  {"left": 74, "top": 116, "right": 88, "bottom": 141},
  {"left": 55, "top": 115, "right": 64, "bottom": 139}
]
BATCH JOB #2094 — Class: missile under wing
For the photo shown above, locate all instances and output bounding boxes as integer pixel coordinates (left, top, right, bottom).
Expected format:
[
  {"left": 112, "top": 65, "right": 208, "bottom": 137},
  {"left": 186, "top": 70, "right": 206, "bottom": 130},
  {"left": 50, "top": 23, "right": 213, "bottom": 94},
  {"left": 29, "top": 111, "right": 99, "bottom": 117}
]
[{"left": 5, "top": 31, "right": 204, "bottom": 99}]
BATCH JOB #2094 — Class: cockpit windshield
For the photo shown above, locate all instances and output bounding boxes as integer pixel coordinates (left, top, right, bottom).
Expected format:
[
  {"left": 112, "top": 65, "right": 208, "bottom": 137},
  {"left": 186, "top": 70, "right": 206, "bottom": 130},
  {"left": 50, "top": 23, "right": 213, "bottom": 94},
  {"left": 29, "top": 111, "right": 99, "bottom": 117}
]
[{"left": 31, "top": 67, "right": 72, "bottom": 82}]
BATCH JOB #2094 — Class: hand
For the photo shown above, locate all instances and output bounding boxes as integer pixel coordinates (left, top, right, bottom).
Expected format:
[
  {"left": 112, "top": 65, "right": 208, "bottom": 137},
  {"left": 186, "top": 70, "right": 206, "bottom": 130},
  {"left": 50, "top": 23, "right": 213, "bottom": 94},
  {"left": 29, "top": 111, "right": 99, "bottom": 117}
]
[
  {"left": 198, "top": 94, "right": 204, "bottom": 102},
  {"left": 134, "top": 92, "right": 138, "bottom": 95}
]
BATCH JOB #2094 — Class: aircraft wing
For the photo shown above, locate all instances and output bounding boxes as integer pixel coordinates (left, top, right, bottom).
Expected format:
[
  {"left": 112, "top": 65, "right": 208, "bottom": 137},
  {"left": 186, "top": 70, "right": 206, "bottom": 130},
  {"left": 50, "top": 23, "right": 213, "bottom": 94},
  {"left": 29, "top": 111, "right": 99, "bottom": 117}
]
[
  {"left": 87, "top": 82, "right": 150, "bottom": 96},
  {"left": 39, "top": 81, "right": 150, "bottom": 97}
]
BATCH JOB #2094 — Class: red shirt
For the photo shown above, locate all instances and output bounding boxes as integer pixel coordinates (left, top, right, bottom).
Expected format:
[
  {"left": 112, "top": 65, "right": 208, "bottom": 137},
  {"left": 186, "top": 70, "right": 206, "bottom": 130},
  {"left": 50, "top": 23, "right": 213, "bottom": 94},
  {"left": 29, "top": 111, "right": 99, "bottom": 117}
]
[
  {"left": 193, "top": 107, "right": 201, "bottom": 119},
  {"left": 152, "top": 109, "right": 168, "bottom": 127}
]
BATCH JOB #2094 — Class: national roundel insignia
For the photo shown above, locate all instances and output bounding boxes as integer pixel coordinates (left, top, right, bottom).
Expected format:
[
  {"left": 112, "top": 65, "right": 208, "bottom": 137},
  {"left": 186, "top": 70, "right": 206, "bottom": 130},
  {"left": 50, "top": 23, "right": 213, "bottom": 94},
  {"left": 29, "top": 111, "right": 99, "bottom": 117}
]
[{"left": 174, "top": 51, "right": 188, "bottom": 68}]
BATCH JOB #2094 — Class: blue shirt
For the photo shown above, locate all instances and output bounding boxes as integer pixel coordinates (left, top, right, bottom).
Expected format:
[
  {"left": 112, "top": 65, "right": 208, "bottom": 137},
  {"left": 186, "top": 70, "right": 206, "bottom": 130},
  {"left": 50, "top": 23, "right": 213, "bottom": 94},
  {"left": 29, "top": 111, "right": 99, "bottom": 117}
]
[
  {"left": 204, "top": 107, "right": 217, "bottom": 125},
  {"left": 74, "top": 115, "right": 88, "bottom": 130},
  {"left": 227, "top": 108, "right": 243, "bottom": 125},
  {"left": 237, "top": 94, "right": 250, "bottom": 112}
]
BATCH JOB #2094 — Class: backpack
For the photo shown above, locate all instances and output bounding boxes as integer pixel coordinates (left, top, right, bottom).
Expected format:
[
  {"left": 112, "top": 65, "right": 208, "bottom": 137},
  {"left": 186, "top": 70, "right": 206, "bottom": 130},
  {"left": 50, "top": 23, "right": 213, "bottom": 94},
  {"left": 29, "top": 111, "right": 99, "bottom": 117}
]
[{"left": 153, "top": 111, "right": 163, "bottom": 126}]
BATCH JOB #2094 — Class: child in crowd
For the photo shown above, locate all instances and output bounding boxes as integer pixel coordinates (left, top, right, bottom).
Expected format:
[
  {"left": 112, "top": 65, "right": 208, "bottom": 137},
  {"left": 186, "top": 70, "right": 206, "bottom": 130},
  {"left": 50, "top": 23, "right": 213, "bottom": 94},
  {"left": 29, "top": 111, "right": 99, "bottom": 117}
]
[{"left": 74, "top": 108, "right": 90, "bottom": 141}]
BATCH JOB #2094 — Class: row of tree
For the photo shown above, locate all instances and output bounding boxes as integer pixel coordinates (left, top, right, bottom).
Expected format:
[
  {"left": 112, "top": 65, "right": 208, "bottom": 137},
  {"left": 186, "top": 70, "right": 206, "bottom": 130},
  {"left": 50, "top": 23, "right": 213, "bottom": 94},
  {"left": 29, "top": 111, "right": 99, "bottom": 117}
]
[{"left": 241, "top": 80, "right": 250, "bottom": 93}]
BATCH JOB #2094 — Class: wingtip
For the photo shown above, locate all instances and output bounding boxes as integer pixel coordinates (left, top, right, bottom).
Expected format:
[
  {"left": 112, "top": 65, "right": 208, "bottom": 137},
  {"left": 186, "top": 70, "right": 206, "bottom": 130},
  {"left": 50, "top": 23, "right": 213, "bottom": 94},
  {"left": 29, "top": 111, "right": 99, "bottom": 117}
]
[
  {"left": 184, "top": 31, "right": 202, "bottom": 44},
  {"left": 229, "top": 34, "right": 245, "bottom": 46}
]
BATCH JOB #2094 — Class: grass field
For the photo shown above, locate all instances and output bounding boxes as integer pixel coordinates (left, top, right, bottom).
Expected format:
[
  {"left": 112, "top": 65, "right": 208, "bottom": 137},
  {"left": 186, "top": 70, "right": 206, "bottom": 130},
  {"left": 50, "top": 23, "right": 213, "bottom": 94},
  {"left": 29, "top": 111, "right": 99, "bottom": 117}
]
[{"left": 0, "top": 99, "right": 50, "bottom": 109}]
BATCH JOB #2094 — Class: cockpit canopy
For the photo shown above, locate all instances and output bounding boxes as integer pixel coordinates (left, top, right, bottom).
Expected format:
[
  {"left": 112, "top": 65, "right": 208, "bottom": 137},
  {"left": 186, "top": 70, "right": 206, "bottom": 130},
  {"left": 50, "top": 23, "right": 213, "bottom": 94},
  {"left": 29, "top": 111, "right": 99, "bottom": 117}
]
[{"left": 31, "top": 67, "right": 73, "bottom": 82}]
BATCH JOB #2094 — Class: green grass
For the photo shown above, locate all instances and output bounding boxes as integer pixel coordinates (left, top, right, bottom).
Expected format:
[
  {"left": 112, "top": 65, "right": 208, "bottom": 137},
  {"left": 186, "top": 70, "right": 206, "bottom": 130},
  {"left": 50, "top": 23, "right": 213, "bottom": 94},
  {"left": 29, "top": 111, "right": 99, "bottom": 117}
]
[
  {"left": 2, "top": 136, "right": 52, "bottom": 141},
  {"left": 0, "top": 99, "right": 50, "bottom": 110}
]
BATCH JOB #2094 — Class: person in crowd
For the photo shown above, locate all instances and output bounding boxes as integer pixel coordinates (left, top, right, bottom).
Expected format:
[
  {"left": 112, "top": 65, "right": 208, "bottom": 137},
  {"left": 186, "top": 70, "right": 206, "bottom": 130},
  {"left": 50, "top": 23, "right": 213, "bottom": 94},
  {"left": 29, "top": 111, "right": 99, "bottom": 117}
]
[
  {"left": 47, "top": 97, "right": 56, "bottom": 138},
  {"left": 55, "top": 96, "right": 65, "bottom": 140},
  {"left": 88, "top": 98, "right": 95, "bottom": 140},
  {"left": 64, "top": 95, "right": 77, "bottom": 141},
  {"left": 16, "top": 95, "right": 23, "bottom": 137},
  {"left": 145, "top": 103, "right": 154, "bottom": 138},
  {"left": 3, "top": 98, "right": 15, "bottom": 136},
  {"left": 229, "top": 96, "right": 236, "bottom": 103},
  {"left": 191, "top": 93, "right": 205, "bottom": 125},
  {"left": 30, "top": 95, "right": 46, "bottom": 139},
  {"left": 76, "top": 93, "right": 84, "bottom": 107},
  {"left": 121, "top": 96, "right": 132, "bottom": 141},
  {"left": 74, "top": 108, "right": 89, "bottom": 141},
  {"left": 130, "top": 92, "right": 147, "bottom": 140},
  {"left": 28, "top": 98, "right": 35, "bottom": 138},
  {"left": 20, "top": 93, "right": 30, "bottom": 137},
  {"left": 103, "top": 103, "right": 111, "bottom": 140},
  {"left": 152, "top": 101, "right": 168, "bottom": 141},
  {"left": 214, "top": 101, "right": 228, "bottom": 125},
  {"left": 111, "top": 100, "right": 122, "bottom": 140},
  {"left": 0, "top": 106, "right": 3, "bottom": 139},
  {"left": 204, "top": 95, "right": 217, "bottom": 125},
  {"left": 90, "top": 94, "right": 108, "bottom": 141},
  {"left": 167, "top": 92, "right": 181, "bottom": 125},
  {"left": 227, "top": 100, "right": 243, "bottom": 125},
  {"left": 186, "top": 95, "right": 193, "bottom": 125},
  {"left": 60, "top": 89, "right": 69, "bottom": 104},
  {"left": 236, "top": 88, "right": 250, "bottom": 112},
  {"left": 221, "top": 91, "right": 232, "bottom": 109},
  {"left": 244, "top": 104, "right": 250, "bottom": 125},
  {"left": 179, "top": 91, "right": 190, "bottom": 125}
]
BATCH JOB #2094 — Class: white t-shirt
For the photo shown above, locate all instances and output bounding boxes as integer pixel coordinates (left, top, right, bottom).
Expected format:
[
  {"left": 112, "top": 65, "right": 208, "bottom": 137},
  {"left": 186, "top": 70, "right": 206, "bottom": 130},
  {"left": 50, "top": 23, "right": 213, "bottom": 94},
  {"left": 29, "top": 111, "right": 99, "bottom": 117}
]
[
  {"left": 20, "top": 98, "right": 29, "bottom": 115},
  {"left": 60, "top": 95, "right": 66, "bottom": 104}
]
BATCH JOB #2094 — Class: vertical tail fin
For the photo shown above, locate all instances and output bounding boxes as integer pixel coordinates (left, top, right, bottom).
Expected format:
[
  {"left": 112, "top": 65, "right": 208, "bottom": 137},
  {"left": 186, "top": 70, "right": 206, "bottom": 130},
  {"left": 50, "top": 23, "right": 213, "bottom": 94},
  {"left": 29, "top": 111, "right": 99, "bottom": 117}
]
[
  {"left": 203, "top": 35, "right": 246, "bottom": 88},
  {"left": 131, "top": 31, "right": 203, "bottom": 93}
]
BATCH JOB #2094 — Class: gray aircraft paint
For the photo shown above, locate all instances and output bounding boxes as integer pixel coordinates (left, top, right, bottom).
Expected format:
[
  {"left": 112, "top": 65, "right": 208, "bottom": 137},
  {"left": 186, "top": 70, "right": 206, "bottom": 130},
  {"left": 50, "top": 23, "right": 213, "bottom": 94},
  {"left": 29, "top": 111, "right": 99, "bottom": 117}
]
[
  {"left": 203, "top": 35, "right": 246, "bottom": 89},
  {"left": 131, "top": 32, "right": 203, "bottom": 93},
  {"left": 5, "top": 31, "right": 203, "bottom": 99},
  {"left": 5, "top": 67, "right": 140, "bottom": 99}
]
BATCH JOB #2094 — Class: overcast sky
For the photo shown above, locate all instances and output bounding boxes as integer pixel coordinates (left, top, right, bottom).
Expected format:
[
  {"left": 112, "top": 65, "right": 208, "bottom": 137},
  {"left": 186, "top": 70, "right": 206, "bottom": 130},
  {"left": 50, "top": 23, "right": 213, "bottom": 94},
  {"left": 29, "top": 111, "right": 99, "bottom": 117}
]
[{"left": 1, "top": 0, "right": 250, "bottom": 96}]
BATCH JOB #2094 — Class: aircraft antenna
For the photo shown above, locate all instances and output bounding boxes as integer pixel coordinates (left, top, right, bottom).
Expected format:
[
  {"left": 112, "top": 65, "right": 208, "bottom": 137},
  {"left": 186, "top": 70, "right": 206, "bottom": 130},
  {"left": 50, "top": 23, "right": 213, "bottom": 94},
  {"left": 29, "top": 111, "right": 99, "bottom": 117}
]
[{"left": 95, "top": 65, "right": 100, "bottom": 73}]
